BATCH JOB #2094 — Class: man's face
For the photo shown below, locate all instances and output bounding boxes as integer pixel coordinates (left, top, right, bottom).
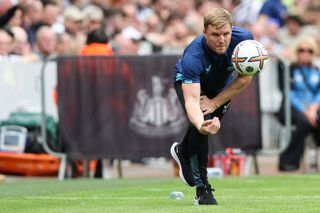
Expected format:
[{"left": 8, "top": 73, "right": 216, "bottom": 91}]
[{"left": 203, "top": 23, "right": 232, "bottom": 55}]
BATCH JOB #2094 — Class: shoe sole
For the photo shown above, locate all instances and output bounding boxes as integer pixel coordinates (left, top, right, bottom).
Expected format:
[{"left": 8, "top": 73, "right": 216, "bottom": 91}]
[{"left": 170, "top": 142, "right": 189, "bottom": 186}]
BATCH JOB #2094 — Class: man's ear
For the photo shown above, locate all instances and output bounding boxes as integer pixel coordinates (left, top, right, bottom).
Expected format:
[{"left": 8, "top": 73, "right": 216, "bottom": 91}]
[{"left": 203, "top": 28, "right": 206, "bottom": 34}]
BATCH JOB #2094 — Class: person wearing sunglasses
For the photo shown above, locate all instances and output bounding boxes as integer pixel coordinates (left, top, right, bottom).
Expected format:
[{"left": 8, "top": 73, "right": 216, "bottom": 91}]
[{"left": 279, "top": 35, "right": 320, "bottom": 172}]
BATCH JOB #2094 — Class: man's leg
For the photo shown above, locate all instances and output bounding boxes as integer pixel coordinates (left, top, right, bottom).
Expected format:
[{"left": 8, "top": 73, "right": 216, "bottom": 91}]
[
  {"left": 187, "top": 118, "right": 210, "bottom": 187},
  {"left": 279, "top": 110, "right": 312, "bottom": 171}
]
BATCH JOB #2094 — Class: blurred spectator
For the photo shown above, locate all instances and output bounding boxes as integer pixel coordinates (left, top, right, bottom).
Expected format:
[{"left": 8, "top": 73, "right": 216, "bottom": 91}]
[
  {"left": 277, "top": 15, "right": 318, "bottom": 61},
  {"left": 257, "top": 0, "right": 288, "bottom": 27},
  {"left": 144, "top": 10, "right": 197, "bottom": 54},
  {"left": 256, "top": 0, "right": 288, "bottom": 45},
  {"left": 112, "top": 34, "right": 139, "bottom": 55},
  {"left": 41, "top": 1, "right": 60, "bottom": 26},
  {"left": 79, "top": 28, "right": 113, "bottom": 55},
  {"left": 183, "top": 0, "right": 222, "bottom": 36},
  {"left": 55, "top": 31, "right": 73, "bottom": 55},
  {"left": 143, "top": 11, "right": 162, "bottom": 34},
  {"left": 277, "top": 15, "right": 304, "bottom": 48},
  {"left": 152, "top": 0, "right": 175, "bottom": 22},
  {"left": 120, "top": 2, "right": 143, "bottom": 38},
  {"left": 82, "top": 4, "right": 104, "bottom": 32},
  {"left": 20, "top": 0, "right": 44, "bottom": 47},
  {"left": 7, "top": 5, "right": 22, "bottom": 27},
  {"left": 104, "top": 8, "right": 123, "bottom": 39},
  {"left": 10, "top": 26, "right": 38, "bottom": 61},
  {"left": 196, "top": 0, "right": 222, "bottom": 17},
  {"left": 161, "top": 13, "right": 196, "bottom": 54},
  {"left": 291, "top": 0, "right": 312, "bottom": 16},
  {"left": 0, "top": 0, "right": 13, "bottom": 15},
  {"left": 33, "top": 25, "right": 57, "bottom": 59},
  {"left": 0, "top": 28, "right": 13, "bottom": 57},
  {"left": 232, "top": 0, "right": 263, "bottom": 27},
  {"left": 258, "top": 18, "right": 283, "bottom": 55},
  {"left": 63, "top": 5, "right": 86, "bottom": 54},
  {"left": 41, "top": 0, "right": 64, "bottom": 33},
  {"left": 279, "top": 36, "right": 320, "bottom": 172},
  {"left": 136, "top": 0, "right": 154, "bottom": 22},
  {"left": 0, "top": 4, "right": 19, "bottom": 28},
  {"left": 301, "top": 5, "right": 320, "bottom": 26}
]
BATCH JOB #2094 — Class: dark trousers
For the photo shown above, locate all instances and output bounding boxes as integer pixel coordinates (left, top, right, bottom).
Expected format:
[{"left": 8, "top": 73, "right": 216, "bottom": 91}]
[
  {"left": 174, "top": 82, "right": 229, "bottom": 186},
  {"left": 279, "top": 109, "right": 320, "bottom": 169}
]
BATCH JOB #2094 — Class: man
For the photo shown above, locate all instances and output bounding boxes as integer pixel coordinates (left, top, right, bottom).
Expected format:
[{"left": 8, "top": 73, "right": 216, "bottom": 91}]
[
  {"left": 33, "top": 26, "right": 57, "bottom": 60},
  {"left": 170, "top": 8, "right": 253, "bottom": 205},
  {"left": 79, "top": 28, "right": 113, "bottom": 56}
]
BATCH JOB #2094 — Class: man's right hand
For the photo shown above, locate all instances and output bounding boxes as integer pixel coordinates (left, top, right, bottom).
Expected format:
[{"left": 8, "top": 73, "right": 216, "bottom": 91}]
[{"left": 198, "top": 117, "right": 220, "bottom": 135}]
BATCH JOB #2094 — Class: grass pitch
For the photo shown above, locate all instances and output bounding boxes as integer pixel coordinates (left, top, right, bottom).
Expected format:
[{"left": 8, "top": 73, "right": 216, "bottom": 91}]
[{"left": 0, "top": 174, "right": 319, "bottom": 213}]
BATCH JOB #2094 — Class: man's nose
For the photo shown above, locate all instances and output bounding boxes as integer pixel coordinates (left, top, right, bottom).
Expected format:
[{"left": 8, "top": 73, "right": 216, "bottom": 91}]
[{"left": 218, "top": 35, "right": 224, "bottom": 43}]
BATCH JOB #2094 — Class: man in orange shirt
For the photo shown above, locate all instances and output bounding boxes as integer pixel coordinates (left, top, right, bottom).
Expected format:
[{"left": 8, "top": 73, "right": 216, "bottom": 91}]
[{"left": 79, "top": 28, "right": 113, "bottom": 56}]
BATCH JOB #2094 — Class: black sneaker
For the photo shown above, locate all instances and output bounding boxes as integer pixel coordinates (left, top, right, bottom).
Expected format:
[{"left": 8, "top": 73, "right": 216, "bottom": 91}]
[
  {"left": 170, "top": 142, "right": 195, "bottom": 187},
  {"left": 194, "top": 184, "right": 217, "bottom": 205}
]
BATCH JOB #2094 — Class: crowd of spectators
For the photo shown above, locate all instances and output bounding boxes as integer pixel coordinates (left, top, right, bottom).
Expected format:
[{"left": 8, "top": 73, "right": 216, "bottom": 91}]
[{"left": 0, "top": 0, "right": 318, "bottom": 62}]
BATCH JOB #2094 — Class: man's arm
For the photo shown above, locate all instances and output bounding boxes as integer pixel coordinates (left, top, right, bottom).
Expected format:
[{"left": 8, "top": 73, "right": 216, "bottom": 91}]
[
  {"left": 182, "top": 83, "right": 203, "bottom": 129},
  {"left": 200, "top": 74, "right": 252, "bottom": 115},
  {"left": 182, "top": 83, "right": 220, "bottom": 135}
]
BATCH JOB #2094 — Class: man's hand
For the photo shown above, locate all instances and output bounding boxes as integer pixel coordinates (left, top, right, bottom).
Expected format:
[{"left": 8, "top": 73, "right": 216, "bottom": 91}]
[
  {"left": 198, "top": 117, "right": 220, "bottom": 135},
  {"left": 200, "top": 95, "right": 218, "bottom": 115}
]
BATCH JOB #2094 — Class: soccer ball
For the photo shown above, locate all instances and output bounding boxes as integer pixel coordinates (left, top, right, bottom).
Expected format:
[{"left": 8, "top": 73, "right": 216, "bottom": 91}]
[{"left": 232, "top": 40, "right": 268, "bottom": 76}]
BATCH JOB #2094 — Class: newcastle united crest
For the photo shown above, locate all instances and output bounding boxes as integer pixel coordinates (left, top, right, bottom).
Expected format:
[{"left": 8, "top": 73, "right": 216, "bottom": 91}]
[{"left": 129, "top": 76, "right": 186, "bottom": 137}]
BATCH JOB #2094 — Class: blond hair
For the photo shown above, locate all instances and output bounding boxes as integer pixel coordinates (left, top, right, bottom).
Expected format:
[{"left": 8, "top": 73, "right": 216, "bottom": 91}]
[
  {"left": 293, "top": 35, "right": 318, "bottom": 62},
  {"left": 204, "top": 8, "right": 233, "bottom": 30}
]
